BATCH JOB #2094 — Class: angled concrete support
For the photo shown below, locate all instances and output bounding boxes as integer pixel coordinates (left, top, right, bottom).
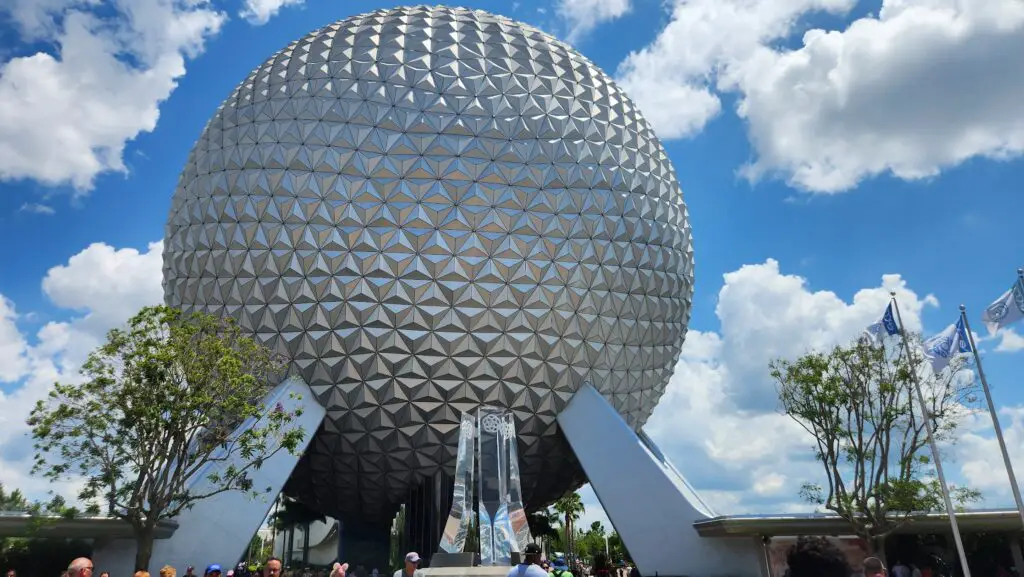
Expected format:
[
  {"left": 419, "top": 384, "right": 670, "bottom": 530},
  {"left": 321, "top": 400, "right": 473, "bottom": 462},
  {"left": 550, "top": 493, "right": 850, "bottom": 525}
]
[
  {"left": 557, "top": 383, "right": 763, "bottom": 577},
  {"left": 94, "top": 376, "right": 326, "bottom": 574}
]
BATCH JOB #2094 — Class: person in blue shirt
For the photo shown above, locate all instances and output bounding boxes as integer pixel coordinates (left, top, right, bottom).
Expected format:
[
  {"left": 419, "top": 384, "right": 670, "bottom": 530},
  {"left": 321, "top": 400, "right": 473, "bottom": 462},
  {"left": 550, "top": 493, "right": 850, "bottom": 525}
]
[
  {"left": 549, "top": 556, "right": 573, "bottom": 577},
  {"left": 507, "top": 544, "right": 548, "bottom": 577}
]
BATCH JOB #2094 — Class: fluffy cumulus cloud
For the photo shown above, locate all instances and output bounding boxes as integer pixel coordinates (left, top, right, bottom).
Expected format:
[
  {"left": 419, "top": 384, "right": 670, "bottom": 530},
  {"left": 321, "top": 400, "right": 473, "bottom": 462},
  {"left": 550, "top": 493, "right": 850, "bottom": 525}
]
[
  {"left": 0, "top": 0, "right": 225, "bottom": 191},
  {"left": 0, "top": 241, "right": 163, "bottom": 497},
  {"left": 556, "top": 0, "right": 632, "bottom": 43},
  {"left": 996, "top": 328, "right": 1024, "bottom": 353},
  {"left": 618, "top": 0, "right": 1024, "bottom": 192},
  {"left": 641, "top": 259, "right": 941, "bottom": 513},
  {"left": 957, "top": 408, "right": 1024, "bottom": 498},
  {"left": 239, "top": 0, "right": 306, "bottom": 25}
]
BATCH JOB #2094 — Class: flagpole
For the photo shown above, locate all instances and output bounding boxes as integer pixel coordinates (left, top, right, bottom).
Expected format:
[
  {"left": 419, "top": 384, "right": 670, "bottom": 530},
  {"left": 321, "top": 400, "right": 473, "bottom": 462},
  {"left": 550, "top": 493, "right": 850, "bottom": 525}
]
[
  {"left": 961, "top": 304, "right": 1024, "bottom": 528},
  {"left": 890, "top": 293, "right": 972, "bottom": 577}
]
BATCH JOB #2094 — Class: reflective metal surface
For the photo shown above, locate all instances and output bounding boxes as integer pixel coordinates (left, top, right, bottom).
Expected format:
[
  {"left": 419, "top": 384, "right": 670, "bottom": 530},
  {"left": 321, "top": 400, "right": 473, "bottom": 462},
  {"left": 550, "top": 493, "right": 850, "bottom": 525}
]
[
  {"left": 163, "top": 5, "right": 694, "bottom": 523},
  {"left": 439, "top": 413, "right": 476, "bottom": 554}
]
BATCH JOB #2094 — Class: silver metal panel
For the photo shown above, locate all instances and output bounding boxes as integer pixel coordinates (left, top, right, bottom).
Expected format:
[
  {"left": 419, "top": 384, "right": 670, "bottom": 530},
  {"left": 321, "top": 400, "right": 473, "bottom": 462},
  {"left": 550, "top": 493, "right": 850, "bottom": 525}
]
[
  {"left": 558, "top": 383, "right": 761, "bottom": 577},
  {"left": 163, "top": 5, "right": 694, "bottom": 522}
]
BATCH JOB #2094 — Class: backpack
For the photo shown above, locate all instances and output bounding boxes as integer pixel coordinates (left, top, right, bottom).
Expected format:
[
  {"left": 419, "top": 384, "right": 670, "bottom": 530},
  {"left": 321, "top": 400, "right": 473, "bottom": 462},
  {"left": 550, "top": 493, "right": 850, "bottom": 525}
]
[{"left": 553, "top": 570, "right": 566, "bottom": 577}]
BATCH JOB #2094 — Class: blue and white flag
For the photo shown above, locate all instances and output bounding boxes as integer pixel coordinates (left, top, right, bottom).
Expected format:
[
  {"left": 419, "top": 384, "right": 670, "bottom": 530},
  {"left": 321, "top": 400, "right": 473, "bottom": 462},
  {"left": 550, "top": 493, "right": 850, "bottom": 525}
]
[
  {"left": 981, "top": 280, "right": 1024, "bottom": 335},
  {"left": 864, "top": 303, "right": 900, "bottom": 343},
  {"left": 922, "top": 317, "right": 973, "bottom": 373}
]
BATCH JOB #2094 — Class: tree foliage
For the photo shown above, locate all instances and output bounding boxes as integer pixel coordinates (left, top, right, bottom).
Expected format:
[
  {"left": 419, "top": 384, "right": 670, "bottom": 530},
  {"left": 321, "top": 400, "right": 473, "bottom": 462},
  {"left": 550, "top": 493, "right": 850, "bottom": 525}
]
[
  {"left": 553, "top": 493, "right": 585, "bottom": 562},
  {"left": 28, "top": 305, "right": 308, "bottom": 571},
  {"left": 771, "top": 335, "right": 980, "bottom": 551},
  {"left": 270, "top": 495, "right": 327, "bottom": 531},
  {"left": 0, "top": 485, "right": 92, "bottom": 577},
  {"left": 526, "top": 508, "right": 559, "bottom": 540}
]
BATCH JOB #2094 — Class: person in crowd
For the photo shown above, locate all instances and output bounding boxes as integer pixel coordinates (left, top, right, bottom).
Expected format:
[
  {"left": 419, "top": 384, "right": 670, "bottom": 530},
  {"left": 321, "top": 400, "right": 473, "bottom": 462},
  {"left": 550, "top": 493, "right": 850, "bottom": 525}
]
[
  {"left": 160, "top": 566, "right": 177, "bottom": 577},
  {"left": 507, "top": 543, "right": 546, "bottom": 577},
  {"left": 549, "top": 555, "right": 572, "bottom": 577},
  {"left": 863, "top": 557, "right": 887, "bottom": 577},
  {"left": 330, "top": 562, "right": 349, "bottom": 577},
  {"left": 7, "top": 568, "right": 15, "bottom": 577},
  {"left": 186, "top": 567, "right": 197, "bottom": 577},
  {"left": 205, "top": 565, "right": 223, "bottom": 577},
  {"left": 100, "top": 572, "right": 110, "bottom": 577},
  {"left": 394, "top": 553, "right": 423, "bottom": 577},
  {"left": 264, "top": 559, "right": 283, "bottom": 577},
  {"left": 909, "top": 562, "right": 922, "bottom": 577},
  {"left": 136, "top": 570, "right": 152, "bottom": 577},
  {"left": 784, "top": 536, "right": 849, "bottom": 577},
  {"left": 68, "top": 558, "right": 95, "bottom": 577},
  {"left": 892, "top": 560, "right": 910, "bottom": 577}
]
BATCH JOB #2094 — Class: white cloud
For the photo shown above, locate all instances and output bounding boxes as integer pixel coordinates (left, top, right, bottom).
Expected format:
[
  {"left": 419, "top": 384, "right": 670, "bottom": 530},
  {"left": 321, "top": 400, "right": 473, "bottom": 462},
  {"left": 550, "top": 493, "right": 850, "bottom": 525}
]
[
  {"left": 557, "top": 0, "right": 632, "bottom": 43},
  {"left": 995, "top": 328, "right": 1024, "bottom": 353},
  {"left": 956, "top": 408, "right": 1024, "bottom": 500},
  {"left": 619, "top": 0, "right": 1024, "bottom": 192},
  {"left": 0, "top": 296, "right": 30, "bottom": 382},
  {"left": 0, "top": 0, "right": 225, "bottom": 191},
  {"left": 616, "top": 0, "right": 854, "bottom": 140},
  {"left": 0, "top": 241, "right": 163, "bottom": 499},
  {"left": 239, "top": 0, "right": 305, "bottom": 25},
  {"left": 19, "top": 203, "right": 55, "bottom": 215},
  {"left": 642, "top": 259, "right": 939, "bottom": 513}
]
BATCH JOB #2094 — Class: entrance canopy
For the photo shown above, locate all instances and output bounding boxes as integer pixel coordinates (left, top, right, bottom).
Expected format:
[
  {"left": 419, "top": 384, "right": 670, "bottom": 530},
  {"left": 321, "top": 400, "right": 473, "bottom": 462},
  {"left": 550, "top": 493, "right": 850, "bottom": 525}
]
[{"left": 695, "top": 509, "right": 1024, "bottom": 538}]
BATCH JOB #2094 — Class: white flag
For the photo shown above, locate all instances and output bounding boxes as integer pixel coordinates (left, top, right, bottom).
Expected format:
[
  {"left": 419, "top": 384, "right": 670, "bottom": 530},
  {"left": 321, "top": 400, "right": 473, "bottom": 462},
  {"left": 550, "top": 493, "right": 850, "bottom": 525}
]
[
  {"left": 922, "top": 318, "right": 972, "bottom": 374},
  {"left": 981, "top": 281, "right": 1024, "bottom": 335}
]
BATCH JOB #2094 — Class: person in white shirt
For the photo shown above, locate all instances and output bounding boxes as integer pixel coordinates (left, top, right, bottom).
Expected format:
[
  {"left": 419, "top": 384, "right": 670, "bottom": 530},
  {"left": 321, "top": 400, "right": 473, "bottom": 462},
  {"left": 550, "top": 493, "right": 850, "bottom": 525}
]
[
  {"left": 394, "top": 553, "right": 424, "bottom": 577},
  {"left": 507, "top": 544, "right": 548, "bottom": 577}
]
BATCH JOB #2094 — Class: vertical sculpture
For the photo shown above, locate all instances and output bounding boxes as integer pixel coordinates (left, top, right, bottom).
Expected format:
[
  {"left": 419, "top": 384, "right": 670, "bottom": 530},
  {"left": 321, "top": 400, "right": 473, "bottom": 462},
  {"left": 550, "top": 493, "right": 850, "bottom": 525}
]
[
  {"left": 438, "top": 407, "right": 532, "bottom": 565},
  {"left": 439, "top": 413, "right": 476, "bottom": 554}
]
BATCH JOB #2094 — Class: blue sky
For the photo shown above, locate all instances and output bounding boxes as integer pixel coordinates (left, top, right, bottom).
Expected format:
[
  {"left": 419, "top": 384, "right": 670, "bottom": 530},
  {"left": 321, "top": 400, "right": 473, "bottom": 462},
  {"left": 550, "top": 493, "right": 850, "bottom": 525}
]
[{"left": 1, "top": 0, "right": 1023, "bottom": 530}]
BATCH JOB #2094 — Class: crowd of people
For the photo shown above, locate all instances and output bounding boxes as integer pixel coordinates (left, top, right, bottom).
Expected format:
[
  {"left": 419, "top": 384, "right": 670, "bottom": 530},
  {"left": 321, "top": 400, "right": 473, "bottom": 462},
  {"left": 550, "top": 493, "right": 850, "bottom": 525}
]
[
  {"left": 13, "top": 538, "right": 920, "bottom": 577},
  {"left": 784, "top": 537, "right": 890, "bottom": 577}
]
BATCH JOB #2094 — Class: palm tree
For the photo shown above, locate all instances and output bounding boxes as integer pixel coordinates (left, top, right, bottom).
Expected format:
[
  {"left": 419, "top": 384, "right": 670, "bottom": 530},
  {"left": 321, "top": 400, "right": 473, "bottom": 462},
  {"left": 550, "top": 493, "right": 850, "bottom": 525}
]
[
  {"left": 553, "top": 493, "right": 585, "bottom": 565},
  {"left": 527, "top": 507, "right": 560, "bottom": 555}
]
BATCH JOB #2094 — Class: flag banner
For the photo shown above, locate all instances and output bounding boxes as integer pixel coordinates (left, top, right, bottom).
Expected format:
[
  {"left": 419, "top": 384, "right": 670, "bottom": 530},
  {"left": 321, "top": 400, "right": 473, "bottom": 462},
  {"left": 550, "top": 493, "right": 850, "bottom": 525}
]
[
  {"left": 982, "top": 281, "right": 1024, "bottom": 335},
  {"left": 864, "top": 303, "right": 900, "bottom": 343},
  {"left": 922, "top": 317, "right": 972, "bottom": 373}
]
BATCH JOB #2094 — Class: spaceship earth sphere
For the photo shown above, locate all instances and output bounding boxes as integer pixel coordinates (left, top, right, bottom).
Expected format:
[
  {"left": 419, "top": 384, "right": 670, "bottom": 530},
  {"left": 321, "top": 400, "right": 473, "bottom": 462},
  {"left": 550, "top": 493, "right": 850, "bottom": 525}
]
[{"left": 163, "top": 5, "right": 694, "bottom": 522}]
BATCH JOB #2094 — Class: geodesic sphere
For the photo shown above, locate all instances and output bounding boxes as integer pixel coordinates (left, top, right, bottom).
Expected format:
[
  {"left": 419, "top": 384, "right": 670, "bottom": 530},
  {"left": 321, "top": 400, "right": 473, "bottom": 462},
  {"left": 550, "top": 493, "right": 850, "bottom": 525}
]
[{"left": 162, "top": 5, "right": 693, "bottom": 522}]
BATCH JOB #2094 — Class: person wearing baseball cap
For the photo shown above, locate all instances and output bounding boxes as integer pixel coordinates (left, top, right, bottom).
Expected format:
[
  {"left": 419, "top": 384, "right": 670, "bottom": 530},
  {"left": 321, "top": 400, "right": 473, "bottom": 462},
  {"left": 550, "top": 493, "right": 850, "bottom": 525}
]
[
  {"left": 205, "top": 565, "right": 223, "bottom": 577},
  {"left": 507, "top": 543, "right": 547, "bottom": 577},
  {"left": 393, "top": 553, "right": 424, "bottom": 577}
]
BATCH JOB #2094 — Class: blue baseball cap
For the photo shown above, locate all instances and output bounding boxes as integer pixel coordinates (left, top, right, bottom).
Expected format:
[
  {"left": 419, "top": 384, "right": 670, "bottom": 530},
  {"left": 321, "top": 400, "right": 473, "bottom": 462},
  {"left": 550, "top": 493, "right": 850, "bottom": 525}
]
[{"left": 206, "top": 566, "right": 222, "bottom": 575}]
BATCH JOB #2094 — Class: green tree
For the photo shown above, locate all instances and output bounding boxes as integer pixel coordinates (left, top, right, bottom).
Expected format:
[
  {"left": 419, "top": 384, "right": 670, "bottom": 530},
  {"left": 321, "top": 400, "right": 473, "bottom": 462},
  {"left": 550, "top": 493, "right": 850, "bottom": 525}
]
[
  {"left": 576, "top": 521, "right": 606, "bottom": 561},
  {"left": 553, "top": 492, "right": 585, "bottom": 563},
  {"left": 606, "top": 531, "right": 630, "bottom": 563},
  {"left": 0, "top": 485, "right": 30, "bottom": 512},
  {"left": 526, "top": 506, "right": 559, "bottom": 551},
  {"left": 771, "top": 336, "right": 981, "bottom": 557},
  {"left": 28, "top": 305, "right": 308, "bottom": 571}
]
